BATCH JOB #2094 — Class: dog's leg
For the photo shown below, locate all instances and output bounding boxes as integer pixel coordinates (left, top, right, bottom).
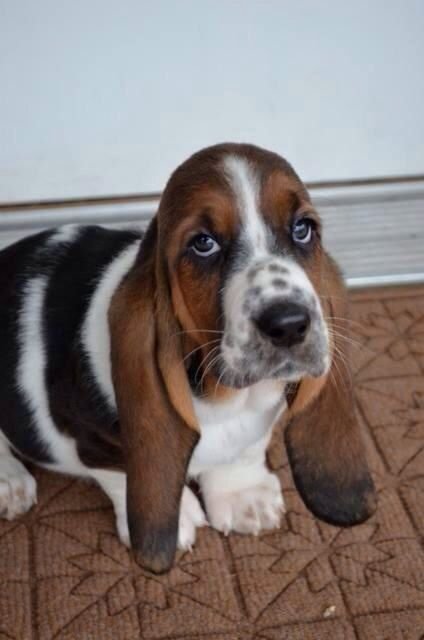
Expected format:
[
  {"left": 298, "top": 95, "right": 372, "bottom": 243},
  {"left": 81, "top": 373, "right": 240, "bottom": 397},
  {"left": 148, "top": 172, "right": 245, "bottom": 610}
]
[
  {"left": 0, "top": 432, "right": 37, "bottom": 520},
  {"left": 91, "top": 469, "right": 206, "bottom": 550},
  {"left": 90, "top": 469, "right": 130, "bottom": 545},
  {"left": 199, "top": 433, "right": 284, "bottom": 536},
  {"left": 177, "top": 484, "right": 208, "bottom": 551}
]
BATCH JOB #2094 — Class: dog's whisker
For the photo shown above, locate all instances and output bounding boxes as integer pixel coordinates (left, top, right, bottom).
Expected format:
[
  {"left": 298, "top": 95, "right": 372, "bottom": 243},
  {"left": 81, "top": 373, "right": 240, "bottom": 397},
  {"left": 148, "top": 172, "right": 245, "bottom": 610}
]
[
  {"left": 325, "top": 314, "right": 366, "bottom": 329},
  {"left": 182, "top": 339, "right": 221, "bottom": 364},
  {"left": 331, "top": 345, "right": 351, "bottom": 374},
  {"left": 213, "top": 364, "right": 228, "bottom": 397},
  {"left": 326, "top": 323, "right": 366, "bottom": 345},
  {"left": 173, "top": 328, "right": 224, "bottom": 338},
  {"left": 330, "top": 350, "right": 351, "bottom": 397},
  {"left": 327, "top": 328, "right": 374, "bottom": 356},
  {"left": 327, "top": 322, "right": 364, "bottom": 334},
  {"left": 195, "top": 345, "right": 221, "bottom": 383},
  {"left": 327, "top": 329, "right": 363, "bottom": 349},
  {"left": 199, "top": 351, "right": 223, "bottom": 389},
  {"left": 194, "top": 345, "right": 221, "bottom": 382}
]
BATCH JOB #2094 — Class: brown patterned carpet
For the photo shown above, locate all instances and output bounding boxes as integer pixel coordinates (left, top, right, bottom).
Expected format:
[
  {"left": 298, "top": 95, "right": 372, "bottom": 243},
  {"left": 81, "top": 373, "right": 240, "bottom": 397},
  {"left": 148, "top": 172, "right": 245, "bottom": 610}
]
[{"left": 1, "top": 285, "right": 424, "bottom": 640}]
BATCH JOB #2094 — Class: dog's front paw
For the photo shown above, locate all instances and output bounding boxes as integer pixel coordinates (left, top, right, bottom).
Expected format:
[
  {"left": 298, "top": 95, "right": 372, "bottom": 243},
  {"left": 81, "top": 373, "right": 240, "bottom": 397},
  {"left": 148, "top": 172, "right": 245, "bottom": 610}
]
[
  {"left": 178, "top": 486, "right": 207, "bottom": 551},
  {"left": 205, "top": 471, "right": 284, "bottom": 536},
  {"left": 115, "top": 507, "right": 131, "bottom": 547},
  {"left": 0, "top": 455, "right": 37, "bottom": 520}
]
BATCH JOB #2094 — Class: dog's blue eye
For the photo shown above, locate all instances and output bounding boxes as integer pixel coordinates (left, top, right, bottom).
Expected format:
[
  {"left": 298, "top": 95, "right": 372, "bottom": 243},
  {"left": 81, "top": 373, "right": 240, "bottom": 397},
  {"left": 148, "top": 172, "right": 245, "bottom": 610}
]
[
  {"left": 292, "top": 218, "right": 314, "bottom": 245},
  {"left": 191, "top": 234, "right": 220, "bottom": 257}
]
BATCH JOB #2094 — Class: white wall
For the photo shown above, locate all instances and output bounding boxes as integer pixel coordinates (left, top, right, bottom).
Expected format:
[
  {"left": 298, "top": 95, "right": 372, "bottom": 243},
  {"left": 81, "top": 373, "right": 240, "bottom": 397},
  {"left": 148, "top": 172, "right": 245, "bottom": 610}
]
[{"left": 1, "top": 0, "right": 423, "bottom": 203}]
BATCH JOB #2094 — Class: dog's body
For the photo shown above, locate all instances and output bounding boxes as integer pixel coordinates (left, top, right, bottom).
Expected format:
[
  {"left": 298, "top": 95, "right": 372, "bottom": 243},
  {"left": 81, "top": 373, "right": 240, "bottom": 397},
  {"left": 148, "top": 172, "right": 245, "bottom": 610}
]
[
  {"left": 0, "top": 223, "right": 285, "bottom": 545},
  {"left": 0, "top": 144, "right": 376, "bottom": 572}
]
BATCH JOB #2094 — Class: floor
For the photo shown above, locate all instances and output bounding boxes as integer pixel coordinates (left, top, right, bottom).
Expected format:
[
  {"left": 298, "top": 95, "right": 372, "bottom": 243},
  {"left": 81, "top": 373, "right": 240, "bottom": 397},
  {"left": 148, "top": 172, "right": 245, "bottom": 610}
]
[{"left": 1, "top": 285, "right": 423, "bottom": 640}]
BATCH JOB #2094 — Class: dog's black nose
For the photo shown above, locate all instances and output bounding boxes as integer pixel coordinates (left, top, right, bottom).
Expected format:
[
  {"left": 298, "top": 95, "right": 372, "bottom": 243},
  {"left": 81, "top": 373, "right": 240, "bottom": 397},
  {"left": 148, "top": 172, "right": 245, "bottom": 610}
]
[{"left": 254, "top": 302, "right": 310, "bottom": 347}]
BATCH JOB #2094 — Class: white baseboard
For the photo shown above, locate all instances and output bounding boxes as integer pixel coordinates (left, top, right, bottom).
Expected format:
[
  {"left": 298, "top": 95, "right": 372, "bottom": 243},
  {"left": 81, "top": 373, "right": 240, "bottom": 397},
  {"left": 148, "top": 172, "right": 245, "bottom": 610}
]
[{"left": 1, "top": 179, "right": 423, "bottom": 288}]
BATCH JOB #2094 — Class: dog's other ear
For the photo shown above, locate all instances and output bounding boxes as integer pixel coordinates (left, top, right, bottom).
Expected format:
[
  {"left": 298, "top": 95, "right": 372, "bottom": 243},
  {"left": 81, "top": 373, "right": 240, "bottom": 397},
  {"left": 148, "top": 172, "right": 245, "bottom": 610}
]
[
  {"left": 110, "top": 220, "right": 199, "bottom": 574},
  {"left": 285, "top": 255, "right": 377, "bottom": 526}
]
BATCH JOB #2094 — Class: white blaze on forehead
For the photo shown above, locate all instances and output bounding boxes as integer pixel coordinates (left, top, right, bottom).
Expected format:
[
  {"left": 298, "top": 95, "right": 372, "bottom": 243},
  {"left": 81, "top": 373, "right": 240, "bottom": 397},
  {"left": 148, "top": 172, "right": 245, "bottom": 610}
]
[{"left": 222, "top": 155, "right": 268, "bottom": 255}]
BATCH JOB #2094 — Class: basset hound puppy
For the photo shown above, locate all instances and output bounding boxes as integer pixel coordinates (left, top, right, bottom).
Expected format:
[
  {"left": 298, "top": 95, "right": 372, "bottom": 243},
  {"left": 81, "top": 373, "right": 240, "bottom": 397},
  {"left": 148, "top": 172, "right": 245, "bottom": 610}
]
[{"left": 0, "top": 144, "right": 376, "bottom": 573}]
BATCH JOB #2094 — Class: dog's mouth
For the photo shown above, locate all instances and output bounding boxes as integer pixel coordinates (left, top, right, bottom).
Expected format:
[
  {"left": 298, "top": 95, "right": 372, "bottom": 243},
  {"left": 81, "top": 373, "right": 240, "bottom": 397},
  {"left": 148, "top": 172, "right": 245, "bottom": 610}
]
[
  {"left": 212, "top": 348, "right": 330, "bottom": 390},
  {"left": 187, "top": 326, "right": 330, "bottom": 393},
  {"left": 186, "top": 336, "right": 329, "bottom": 392}
]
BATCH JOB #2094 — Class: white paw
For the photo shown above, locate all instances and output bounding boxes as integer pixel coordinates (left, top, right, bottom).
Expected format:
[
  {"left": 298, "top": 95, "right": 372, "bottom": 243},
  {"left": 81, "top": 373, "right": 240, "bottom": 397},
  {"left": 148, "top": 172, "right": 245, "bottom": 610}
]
[
  {"left": 178, "top": 486, "right": 207, "bottom": 551},
  {"left": 0, "top": 455, "right": 37, "bottom": 520},
  {"left": 115, "top": 508, "right": 130, "bottom": 547},
  {"left": 205, "top": 472, "right": 284, "bottom": 536}
]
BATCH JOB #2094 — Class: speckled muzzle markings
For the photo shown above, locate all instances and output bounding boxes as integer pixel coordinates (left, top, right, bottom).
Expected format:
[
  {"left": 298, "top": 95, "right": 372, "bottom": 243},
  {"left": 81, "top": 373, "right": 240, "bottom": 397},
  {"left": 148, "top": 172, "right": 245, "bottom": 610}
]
[{"left": 219, "top": 156, "right": 330, "bottom": 387}]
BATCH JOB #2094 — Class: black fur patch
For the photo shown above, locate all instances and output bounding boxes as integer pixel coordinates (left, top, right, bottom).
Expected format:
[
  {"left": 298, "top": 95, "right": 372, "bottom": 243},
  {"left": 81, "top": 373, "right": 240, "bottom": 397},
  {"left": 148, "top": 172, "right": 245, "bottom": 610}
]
[
  {"left": 0, "top": 225, "right": 142, "bottom": 468},
  {"left": 271, "top": 278, "right": 288, "bottom": 289},
  {"left": 44, "top": 226, "right": 141, "bottom": 468},
  {"left": 130, "top": 517, "right": 178, "bottom": 574},
  {"left": 285, "top": 429, "right": 377, "bottom": 526},
  {"left": 268, "top": 263, "right": 288, "bottom": 274},
  {"left": 0, "top": 230, "right": 55, "bottom": 462}
]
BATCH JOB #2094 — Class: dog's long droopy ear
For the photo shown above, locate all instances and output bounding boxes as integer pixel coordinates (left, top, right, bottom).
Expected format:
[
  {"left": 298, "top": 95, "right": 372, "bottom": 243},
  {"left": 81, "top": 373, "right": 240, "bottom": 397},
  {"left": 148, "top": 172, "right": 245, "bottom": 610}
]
[
  {"left": 110, "top": 220, "right": 199, "bottom": 574},
  {"left": 284, "top": 256, "right": 377, "bottom": 526}
]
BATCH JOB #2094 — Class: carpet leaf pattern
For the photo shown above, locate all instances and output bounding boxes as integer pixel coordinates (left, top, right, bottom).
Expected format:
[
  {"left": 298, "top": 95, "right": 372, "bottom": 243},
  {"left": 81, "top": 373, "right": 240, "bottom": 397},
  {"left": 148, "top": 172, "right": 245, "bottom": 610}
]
[{"left": 0, "top": 286, "right": 423, "bottom": 639}]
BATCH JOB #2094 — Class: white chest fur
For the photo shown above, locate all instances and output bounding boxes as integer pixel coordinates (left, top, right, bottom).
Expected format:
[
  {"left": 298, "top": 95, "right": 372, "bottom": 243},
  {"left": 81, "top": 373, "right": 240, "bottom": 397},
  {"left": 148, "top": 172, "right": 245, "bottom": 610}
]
[{"left": 189, "top": 380, "right": 287, "bottom": 476}]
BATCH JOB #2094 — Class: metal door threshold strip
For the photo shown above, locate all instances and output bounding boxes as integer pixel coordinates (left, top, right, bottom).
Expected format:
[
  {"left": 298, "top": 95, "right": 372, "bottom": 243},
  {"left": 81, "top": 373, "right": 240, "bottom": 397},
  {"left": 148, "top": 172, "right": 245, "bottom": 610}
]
[{"left": 0, "top": 178, "right": 423, "bottom": 289}]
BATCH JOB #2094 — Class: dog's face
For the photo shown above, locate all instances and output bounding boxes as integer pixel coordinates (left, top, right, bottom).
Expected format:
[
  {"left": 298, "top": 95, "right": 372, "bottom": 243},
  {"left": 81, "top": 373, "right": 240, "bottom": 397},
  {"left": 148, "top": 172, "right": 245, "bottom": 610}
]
[{"left": 160, "top": 143, "right": 329, "bottom": 390}]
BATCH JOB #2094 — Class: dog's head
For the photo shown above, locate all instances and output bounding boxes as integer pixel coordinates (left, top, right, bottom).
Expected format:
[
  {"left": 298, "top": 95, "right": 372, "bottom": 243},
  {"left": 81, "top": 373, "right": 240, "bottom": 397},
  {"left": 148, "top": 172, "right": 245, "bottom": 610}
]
[
  {"left": 110, "top": 143, "right": 376, "bottom": 573},
  {"left": 159, "top": 144, "right": 329, "bottom": 391}
]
